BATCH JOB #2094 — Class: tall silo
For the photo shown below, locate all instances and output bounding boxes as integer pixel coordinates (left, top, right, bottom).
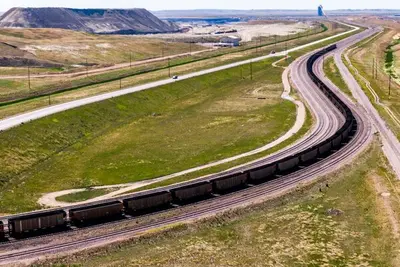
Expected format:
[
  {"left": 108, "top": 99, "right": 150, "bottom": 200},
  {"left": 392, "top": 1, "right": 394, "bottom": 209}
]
[{"left": 318, "top": 5, "right": 325, "bottom": 16}]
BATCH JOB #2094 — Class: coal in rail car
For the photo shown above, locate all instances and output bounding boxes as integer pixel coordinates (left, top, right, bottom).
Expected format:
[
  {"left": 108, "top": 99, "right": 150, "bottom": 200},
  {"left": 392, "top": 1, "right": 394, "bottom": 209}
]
[
  {"left": 69, "top": 201, "right": 123, "bottom": 225},
  {"left": 171, "top": 181, "right": 212, "bottom": 203},
  {"left": 123, "top": 191, "right": 172, "bottom": 214},
  {"left": 211, "top": 173, "right": 248, "bottom": 193},
  {"left": 8, "top": 210, "right": 66, "bottom": 237},
  {"left": 248, "top": 163, "right": 277, "bottom": 183},
  {"left": 277, "top": 155, "right": 300, "bottom": 173}
]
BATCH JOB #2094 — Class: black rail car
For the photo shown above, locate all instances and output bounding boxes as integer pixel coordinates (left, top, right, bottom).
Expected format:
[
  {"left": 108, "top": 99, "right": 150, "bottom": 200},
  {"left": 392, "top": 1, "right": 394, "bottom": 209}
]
[
  {"left": 8, "top": 210, "right": 66, "bottom": 236},
  {"left": 318, "top": 139, "right": 332, "bottom": 156},
  {"left": 277, "top": 156, "right": 300, "bottom": 173},
  {"left": 171, "top": 181, "right": 212, "bottom": 203},
  {"left": 332, "top": 133, "right": 342, "bottom": 149},
  {"left": 211, "top": 173, "right": 248, "bottom": 193},
  {"left": 248, "top": 164, "right": 277, "bottom": 183},
  {"left": 0, "top": 221, "right": 4, "bottom": 240},
  {"left": 69, "top": 201, "right": 123, "bottom": 224},
  {"left": 300, "top": 146, "right": 319, "bottom": 164},
  {"left": 123, "top": 191, "right": 172, "bottom": 214}
]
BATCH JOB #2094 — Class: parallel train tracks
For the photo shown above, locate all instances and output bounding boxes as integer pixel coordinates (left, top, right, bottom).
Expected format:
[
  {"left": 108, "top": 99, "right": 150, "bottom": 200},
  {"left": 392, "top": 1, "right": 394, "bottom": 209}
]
[{"left": 0, "top": 28, "right": 376, "bottom": 264}]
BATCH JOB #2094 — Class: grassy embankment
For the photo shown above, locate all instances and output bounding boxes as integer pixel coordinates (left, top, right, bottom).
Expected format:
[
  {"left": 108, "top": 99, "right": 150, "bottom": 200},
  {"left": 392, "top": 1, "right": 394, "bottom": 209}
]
[
  {"left": 0, "top": 22, "right": 341, "bottom": 110},
  {"left": 346, "top": 28, "right": 400, "bottom": 139},
  {"left": 0, "top": 23, "right": 360, "bottom": 209},
  {"left": 59, "top": 25, "right": 363, "bottom": 200},
  {"left": 56, "top": 188, "right": 118, "bottom": 203},
  {"left": 323, "top": 55, "right": 353, "bottom": 98},
  {"left": 385, "top": 37, "right": 400, "bottom": 79},
  {"left": 0, "top": 57, "right": 297, "bottom": 213},
  {"left": 37, "top": 140, "right": 400, "bottom": 266}
]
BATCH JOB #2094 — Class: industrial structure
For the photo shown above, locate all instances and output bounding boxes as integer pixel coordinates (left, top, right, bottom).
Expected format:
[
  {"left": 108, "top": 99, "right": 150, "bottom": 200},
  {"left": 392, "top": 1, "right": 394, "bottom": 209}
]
[
  {"left": 219, "top": 36, "right": 241, "bottom": 47},
  {"left": 318, "top": 5, "right": 326, "bottom": 16}
]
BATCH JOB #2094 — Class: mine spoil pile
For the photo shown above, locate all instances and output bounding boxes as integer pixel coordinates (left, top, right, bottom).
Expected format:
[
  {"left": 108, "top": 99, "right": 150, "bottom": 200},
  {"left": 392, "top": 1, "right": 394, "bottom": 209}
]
[{"left": 0, "top": 7, "right": 180, "bottom": 34}]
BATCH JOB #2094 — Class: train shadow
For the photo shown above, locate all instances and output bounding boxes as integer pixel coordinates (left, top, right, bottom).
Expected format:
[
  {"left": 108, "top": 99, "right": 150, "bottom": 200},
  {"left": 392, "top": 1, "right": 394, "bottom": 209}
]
[
  {"left": 125, "top": 204, "right": 175, "bottom": 217},
  {"left": 172, "top": 194, "right": 215, "bottom": 206},
  {"left": 71, "top": 215, "right": 126, "bottom": 228},
  {"left": 11, "top": 225, "right": 71, "bottom": 240}
]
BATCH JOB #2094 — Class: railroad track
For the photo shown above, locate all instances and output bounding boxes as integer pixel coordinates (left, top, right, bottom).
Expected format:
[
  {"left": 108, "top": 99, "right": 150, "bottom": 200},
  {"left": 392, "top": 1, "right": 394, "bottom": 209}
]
[{"left": 0, "top": 29, "right": 375, "bottom": 265}]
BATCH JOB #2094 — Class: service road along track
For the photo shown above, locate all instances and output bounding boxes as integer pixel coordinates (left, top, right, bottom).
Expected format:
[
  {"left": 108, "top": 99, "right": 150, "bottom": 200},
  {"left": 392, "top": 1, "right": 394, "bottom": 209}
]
[{"left": 0, "top": 27, "right": 376, "bottom": 265}]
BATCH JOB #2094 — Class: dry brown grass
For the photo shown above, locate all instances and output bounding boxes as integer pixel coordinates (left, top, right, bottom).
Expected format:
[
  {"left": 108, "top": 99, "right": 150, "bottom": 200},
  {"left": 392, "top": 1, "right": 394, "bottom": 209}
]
[{"left": 0, "top": 28, "right": 204, "bottom": 66}]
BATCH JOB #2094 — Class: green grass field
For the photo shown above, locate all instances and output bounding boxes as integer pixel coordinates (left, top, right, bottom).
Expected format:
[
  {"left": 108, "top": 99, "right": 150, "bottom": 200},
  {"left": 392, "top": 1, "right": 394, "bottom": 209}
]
[
  {"left": 323, "top": 55, "right": 353, "bottom": 98},
  {"left": 55, "top": 188, "right": 118, "bottom": 203},
  {"left": 37, "top": 141, "right": 398, "bottom": 267},
  {"left": 346, "top": 29, "right": 400, "bottom": 139},
  {"left": 0, "top": 58, "right": 296, "bottom": 214},
  {"left": 0, "top": 22, "right": 361, "bottom": 212}
]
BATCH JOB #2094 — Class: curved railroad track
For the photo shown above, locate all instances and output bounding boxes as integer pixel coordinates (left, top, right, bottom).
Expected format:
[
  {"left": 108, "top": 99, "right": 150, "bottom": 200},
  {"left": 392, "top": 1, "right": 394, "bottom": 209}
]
[{"left": 0, "top": 27, "right": 377, "bottom": 265}]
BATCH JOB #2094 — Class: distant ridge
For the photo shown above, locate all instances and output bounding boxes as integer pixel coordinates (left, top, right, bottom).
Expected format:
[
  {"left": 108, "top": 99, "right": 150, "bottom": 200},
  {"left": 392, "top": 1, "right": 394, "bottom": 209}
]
[
  {"left": 0, "top": 7, "right": 180, "bottom": 34},
  {"left": 153, "top": 9, "right": 400, "bottom": 18}
]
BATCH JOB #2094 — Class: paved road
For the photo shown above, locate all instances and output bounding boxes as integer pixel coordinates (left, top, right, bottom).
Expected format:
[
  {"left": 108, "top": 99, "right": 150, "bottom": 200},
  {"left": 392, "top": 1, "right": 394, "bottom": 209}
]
[
  {"left": 0, "top": 24, "right": 359, "bottom": 132},
  {"left": 333, "top": 27, "right": 400, "bottom": 179}
]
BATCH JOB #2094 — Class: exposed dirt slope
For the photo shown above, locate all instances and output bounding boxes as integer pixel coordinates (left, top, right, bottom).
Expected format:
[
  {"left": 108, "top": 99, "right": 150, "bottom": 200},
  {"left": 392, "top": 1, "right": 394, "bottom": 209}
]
[{"left": 0, "top": 8, "right": 179, "bottom": 34}]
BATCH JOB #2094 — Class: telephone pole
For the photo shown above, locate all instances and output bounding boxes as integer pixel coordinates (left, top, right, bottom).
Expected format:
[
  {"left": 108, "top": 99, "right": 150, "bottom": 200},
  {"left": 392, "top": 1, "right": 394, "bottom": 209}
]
[
  {"left": 250, "top": 60, "right": 253, "bottom": 80},
  {"left": 168, "top": 57, "right": 171, "bottom": 77},
  {"left": 372, "top": 58, "right": 375, "bottom": 78},
  {"left": 27, "top": 65, "right": 31, "bottom": 90}
]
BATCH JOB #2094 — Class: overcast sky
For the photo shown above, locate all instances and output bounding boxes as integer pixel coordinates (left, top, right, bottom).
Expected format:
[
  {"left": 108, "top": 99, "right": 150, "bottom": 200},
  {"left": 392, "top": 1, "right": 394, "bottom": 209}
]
[{"left": 1, "top": 0, "right": 400, "bottom": 12}]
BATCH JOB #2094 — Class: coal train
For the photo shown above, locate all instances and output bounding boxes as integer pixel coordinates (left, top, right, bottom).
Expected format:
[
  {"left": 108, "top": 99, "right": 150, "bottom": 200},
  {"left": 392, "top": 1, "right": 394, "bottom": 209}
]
[{"left": 0, "top": 44, "right": 357, "bottom": 240}]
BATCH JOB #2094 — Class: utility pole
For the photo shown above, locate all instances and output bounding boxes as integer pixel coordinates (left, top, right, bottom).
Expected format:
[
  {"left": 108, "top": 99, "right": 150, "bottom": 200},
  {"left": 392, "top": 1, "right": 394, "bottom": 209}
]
[
  {"left": 48, "top": 95, "right": 51, "bottom": 106},
  {"left": 120, "top": 78, "right": 122, "bottom": 89},
  {"left": 168, "top": 57, "right": 171, "bottom": 77},
  {"left": 285, "top": 40, "right": 288, "bottom": 58},
  {"left": 389, "top": 75, "right": 392, "bottom": 96},
  {"left": 372, "top": 58, "right": 375, "bottom": 78},
  {"left": 250, "top": 60, "right": 253, "bottom": 80},
  {"left": 27, "top": 64, "right": 31, "bottom": 90}
]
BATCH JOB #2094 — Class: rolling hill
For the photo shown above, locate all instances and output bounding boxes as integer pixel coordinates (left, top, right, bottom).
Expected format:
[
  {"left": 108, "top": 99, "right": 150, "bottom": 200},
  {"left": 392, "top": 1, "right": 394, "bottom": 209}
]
[{"left": 0, "top": 8, "right": 180, "bottom": 34}]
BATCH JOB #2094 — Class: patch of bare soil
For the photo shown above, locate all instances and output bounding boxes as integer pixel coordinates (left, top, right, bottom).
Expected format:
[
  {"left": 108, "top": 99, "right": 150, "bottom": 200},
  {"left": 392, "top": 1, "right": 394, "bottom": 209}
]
[{"left": 370, "top": 173, "right": 399, "bottom": 238}]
